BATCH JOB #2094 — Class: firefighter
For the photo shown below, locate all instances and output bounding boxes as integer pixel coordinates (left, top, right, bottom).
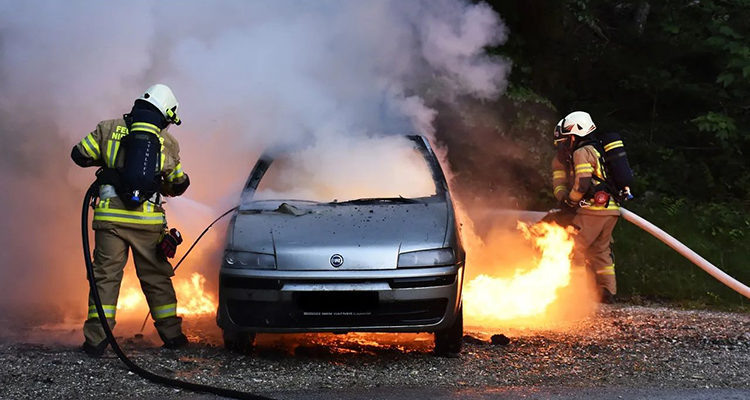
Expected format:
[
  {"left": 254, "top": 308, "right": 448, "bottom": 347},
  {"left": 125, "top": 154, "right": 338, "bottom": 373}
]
[
  {"left": 72, "top": 84, "right": 191, "bottom": 356},
  {"left": 550, "top": 111, "right": 619, "bottom": 303}
]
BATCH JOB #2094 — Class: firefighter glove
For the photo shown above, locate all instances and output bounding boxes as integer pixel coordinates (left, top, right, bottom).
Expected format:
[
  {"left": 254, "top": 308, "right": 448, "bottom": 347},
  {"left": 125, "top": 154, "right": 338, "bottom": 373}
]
[
  {"left": 559, "top": 198, "right": 578, "bottom": 214},
  {"left": 541, "top": 210, "right": 577, "bottom": 230},
  {"left": 157, "top": 228, "right": 183, "bottom": 261}
]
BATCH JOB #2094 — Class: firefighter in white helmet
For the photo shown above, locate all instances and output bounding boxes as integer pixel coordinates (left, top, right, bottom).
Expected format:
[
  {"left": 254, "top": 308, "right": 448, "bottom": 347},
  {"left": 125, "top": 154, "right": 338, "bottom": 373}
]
[
  {"left": 71, "top": 84, "right": 190, "bottom": 356},
  {"left": 550, "top": 111, "right": 619, "bottom": 303}
]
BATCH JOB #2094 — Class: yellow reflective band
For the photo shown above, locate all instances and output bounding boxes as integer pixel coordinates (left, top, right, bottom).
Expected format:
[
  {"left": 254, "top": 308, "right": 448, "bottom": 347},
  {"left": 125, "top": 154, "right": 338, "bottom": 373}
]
[
  {"left": 88, "top": 313, "right": 116, "bottom": 319},
  {"left": 575, "top": 163, "right": 594, "bottom": 171},
  {"left": 94, "top": 207, "right": 165, "bottom": 225},
  {"left": 167, "top": 163, "right": 184, "bottom": 181},
  {"left": 604, "top": 141, "right": 624, "bottom": 152},
  {"left": 586, "top": 204, "right": 620, "bottom": 211},
  {"left": 152, "top": 303, "right": 177, "bottom": 311},
  {"left": 151, "top": 303, "right": 177, "bottom": 319},
  {"left": 153, "top": 311, "right": 176, "bottom": 319},
  {"left": 130, "top": 122, "right": 161, "bottom": 134},
  {"left": 553, "top": 170, "right": 566, "bottom": 179},
  {"left": 596, "top": 265, "right": 616, "bottom": 275},
  {"left": 554, "top": 185, "right": 567, "bottom": 195},
  {"left": 94, "top": 215, "right": 165, "bottom": 225},
  {"left": 111, "top": 140, "right": 121, "bottom": 168},
  {"left": 159, "top": 136, "right": 165, "bottom": 172},
  {"left": 89, "top": 304, "right": 116, "bottom": 311},
  {"left": 81, "top": 134, "right": 100, "bottom": 159},
  {"left": 87, "top": 304, "right": 116, "bottom": 319},
  {"left": 106, "top": 140, "right": 114, "bottom": 168}
]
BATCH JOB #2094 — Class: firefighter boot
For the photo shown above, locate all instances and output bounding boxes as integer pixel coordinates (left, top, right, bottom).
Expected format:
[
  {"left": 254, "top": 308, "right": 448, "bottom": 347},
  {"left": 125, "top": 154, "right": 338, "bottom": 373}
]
[
  {"left": 161, "top": 333, "right": 189, "bottom": 349},
  {"left": 599, "top": 287, "right": 615, "bottom": 304},
  {"left": 82, "top": 340, "right": 108, "bottom": 358}
]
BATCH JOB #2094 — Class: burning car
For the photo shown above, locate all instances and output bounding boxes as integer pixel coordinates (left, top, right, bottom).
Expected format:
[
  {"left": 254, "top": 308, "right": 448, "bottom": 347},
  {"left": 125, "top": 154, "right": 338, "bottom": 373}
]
[{"left": 216, "top": 135, "right": 465, "bottom": 355}]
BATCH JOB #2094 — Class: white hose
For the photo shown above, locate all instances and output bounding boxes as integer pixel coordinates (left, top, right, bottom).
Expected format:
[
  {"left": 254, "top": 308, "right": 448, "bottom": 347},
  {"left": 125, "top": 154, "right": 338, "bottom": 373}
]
[{"left": 619, "top": 207, "right": 750, "bottom": 299}]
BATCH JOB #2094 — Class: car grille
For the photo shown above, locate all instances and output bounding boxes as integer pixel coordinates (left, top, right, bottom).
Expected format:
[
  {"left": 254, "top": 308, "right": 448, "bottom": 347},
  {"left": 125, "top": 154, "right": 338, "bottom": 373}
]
[
  {"left": 227, "top": 297, "right": 448, "bottom": 328},
  {"left": 222, "top": 276, "right": 283, "bottom": 290},
  {"left": 221, "top": 274, "right": 455, "bottom": 290}
]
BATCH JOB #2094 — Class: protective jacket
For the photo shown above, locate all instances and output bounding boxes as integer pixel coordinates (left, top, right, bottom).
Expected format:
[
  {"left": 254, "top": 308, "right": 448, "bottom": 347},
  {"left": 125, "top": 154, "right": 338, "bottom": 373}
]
[
  {"left": 551, "top": 141, "right": 619, "bottom": 296},
  {"left": 73, "top": 118, "right": 189, "bottom": 232},
  {"left": 551, "top": 143, "right": 619, "bottom": 216}
]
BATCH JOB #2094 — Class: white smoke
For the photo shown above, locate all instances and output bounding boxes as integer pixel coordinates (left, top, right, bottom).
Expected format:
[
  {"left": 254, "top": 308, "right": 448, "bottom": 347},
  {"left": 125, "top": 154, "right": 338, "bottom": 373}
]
[{"left": 0, "top": 0, "right": 509, "bottom": 316}]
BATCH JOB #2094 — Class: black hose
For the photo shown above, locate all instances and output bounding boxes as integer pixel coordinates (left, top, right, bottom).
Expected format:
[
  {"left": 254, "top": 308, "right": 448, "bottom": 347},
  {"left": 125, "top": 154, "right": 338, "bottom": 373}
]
[
  {"left": 82, "top": 182, "right": 274, "bottom": 400},
  {"left": 139, "top": 205, "right": 238, "bottom": 332}
]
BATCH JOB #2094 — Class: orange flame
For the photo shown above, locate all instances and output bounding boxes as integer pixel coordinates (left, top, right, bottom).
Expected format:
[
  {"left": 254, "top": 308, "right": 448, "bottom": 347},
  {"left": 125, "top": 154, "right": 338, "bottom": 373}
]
[
  {"left": 113, "top": 272, "right": 216, "bottom": 318},
  {"left": 176, "top": 272, "right": 217, "bottom": 316},
  {"left": 117, "top": 287, "right": 144, "bottom": 312},
  {"left": 463, "top": 221, "right": 577, "bottom": 328}
]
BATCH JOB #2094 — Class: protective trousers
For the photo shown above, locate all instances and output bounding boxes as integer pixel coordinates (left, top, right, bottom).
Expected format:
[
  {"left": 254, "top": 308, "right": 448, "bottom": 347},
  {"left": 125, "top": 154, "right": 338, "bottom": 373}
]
[
  {"left": 83, "top": 226, "right": 183, "bottom": 346},
  {"left": 571, "top": 213, "right": 619, "bottom": 295}
]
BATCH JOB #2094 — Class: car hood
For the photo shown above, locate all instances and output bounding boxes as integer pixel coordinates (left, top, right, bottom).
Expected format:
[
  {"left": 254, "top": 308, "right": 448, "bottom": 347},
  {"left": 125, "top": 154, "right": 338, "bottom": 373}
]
[{"left": 229, "top": 202, "right": 449, "bottom": 270}]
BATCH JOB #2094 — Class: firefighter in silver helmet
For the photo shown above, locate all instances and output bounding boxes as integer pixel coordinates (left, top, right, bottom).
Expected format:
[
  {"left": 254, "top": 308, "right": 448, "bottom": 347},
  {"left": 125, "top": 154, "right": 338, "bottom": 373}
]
[
  {"left": 550, "top": 111, "right": 619, "bottom": 303},
  {"left": 71, "top": 84, "right": 190, "bottom": 356}
]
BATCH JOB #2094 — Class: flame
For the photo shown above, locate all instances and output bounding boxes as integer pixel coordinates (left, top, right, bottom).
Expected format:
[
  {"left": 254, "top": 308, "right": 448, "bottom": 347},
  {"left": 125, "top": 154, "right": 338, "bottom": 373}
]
[
  {"left": 463, "top": 221, "right": 578, "bottom": 328},
  {"left": 117, "top": 287, "right": 144, "bottom": 312},
  {"left": 112, "top": 272, "right": 216, "bottom": 318},
  {"left": 175, "top": 272, "right": 217, "bottom": 316}
]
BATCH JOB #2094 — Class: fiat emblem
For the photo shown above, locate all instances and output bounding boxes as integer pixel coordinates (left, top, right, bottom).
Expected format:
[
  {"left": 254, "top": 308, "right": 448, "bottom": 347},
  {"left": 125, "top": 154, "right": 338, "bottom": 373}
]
[{"left": 330, "top": 254, "right": 344, "bottom": 267}]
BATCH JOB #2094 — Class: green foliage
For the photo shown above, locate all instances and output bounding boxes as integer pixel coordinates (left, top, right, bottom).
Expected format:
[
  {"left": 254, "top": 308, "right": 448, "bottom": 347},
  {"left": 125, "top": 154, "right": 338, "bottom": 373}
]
[
  {"left": 505, "top": 84, "right": 556, "bottom": 109},
  {"left": 615, "top": 197, "right": 749, "bottom": 307},
  {"left": 481, "top": 0, "right": 750, "bottom": 306},
  {"left": 691, "top": 112, "right": 737, "bottom": 147}
]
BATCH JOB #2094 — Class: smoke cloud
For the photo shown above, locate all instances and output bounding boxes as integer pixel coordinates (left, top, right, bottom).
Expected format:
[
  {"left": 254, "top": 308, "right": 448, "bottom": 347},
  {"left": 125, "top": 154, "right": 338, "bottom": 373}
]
[{"left": 0, "top": 1, "right": 509, "bottom": 322}]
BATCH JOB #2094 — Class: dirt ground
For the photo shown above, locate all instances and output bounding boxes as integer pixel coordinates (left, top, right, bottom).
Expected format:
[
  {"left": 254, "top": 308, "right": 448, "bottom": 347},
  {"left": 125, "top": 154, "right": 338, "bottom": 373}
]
[{"left": 0, "top": 304, "right": 748, "bottom": 399}]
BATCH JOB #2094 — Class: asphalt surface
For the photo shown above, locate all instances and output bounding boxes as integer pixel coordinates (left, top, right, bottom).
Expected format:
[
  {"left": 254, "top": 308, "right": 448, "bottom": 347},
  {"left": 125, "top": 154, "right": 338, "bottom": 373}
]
[{"left": 0, "top": 304, "right": 748, "bottom": 399}]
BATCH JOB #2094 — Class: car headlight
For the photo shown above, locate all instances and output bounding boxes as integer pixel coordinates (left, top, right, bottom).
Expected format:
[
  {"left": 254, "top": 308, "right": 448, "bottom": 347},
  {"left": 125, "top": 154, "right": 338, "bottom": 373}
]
[
  {"left": 397, "top": 248, "right": 455, "bottom": 268},
  {"left": 224, "top": 251, "right": 276, "bottom": 269}
]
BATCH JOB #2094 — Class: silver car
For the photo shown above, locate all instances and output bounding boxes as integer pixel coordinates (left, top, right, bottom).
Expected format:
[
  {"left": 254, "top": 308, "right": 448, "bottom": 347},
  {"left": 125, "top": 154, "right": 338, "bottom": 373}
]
[{"left": 217, "top": 135, "right": 465, "bottom": 355}]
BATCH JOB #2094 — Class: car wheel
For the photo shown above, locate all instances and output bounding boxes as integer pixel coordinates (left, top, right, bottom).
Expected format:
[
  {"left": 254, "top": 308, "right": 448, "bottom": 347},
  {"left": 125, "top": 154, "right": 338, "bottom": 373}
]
[
  {"left": 223, "top": 330, "right": 256, "bottom": 354},
  {"left": 434, "top": 306, "right": 463, "bottom": 357}
]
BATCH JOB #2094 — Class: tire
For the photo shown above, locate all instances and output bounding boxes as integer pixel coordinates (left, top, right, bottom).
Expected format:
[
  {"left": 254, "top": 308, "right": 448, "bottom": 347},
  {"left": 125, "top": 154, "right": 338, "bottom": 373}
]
[
  {"left": 223, "top": 330, "right": 256, "bottom": 354},
  {"left": 434, "top": 306, "right": 463, "bottom": 357}
]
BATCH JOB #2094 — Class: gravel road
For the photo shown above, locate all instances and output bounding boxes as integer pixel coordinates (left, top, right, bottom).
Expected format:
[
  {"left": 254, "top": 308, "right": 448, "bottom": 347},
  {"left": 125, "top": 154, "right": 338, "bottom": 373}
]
[{"left": 0, "top": 304, "right": 748, "bottom": 399}]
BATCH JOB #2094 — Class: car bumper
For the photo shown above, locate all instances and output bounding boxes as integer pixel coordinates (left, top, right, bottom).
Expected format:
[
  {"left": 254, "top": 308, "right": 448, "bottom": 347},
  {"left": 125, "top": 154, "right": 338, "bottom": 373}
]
[{"left": 217, "top": 265, "right": 463, "bottom": 333}]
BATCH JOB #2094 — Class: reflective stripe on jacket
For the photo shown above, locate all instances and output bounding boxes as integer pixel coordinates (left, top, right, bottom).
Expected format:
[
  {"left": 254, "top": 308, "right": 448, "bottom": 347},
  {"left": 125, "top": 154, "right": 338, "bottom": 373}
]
[
  {"left": 551, "top": 157, "right": 570, "bottom": 202},
  {"left": 74, "top": 118, "right": 187, "bottom": 229},
  {"left": 570, "top": 144, "right": 619, "bottom": 216}
]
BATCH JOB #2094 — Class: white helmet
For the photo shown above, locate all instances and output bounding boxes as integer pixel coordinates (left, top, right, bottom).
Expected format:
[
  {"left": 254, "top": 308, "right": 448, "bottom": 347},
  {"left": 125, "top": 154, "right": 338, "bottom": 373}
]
[
  {"left": 138, "top": 84, "right": 181, "bottom": 125},
  {"left": 556, "top": 111, "right": 595, "bottom": 137}
]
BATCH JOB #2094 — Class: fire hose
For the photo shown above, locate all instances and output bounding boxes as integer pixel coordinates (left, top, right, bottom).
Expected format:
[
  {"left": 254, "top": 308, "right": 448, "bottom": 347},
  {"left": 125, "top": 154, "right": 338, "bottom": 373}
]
[
  {"left": 138, "top": 206, "right": 238, "bottom": 332},
  {"left": 543, "top": 206, "right": 750, "bottom": 299},
  {"left": 81, "top": 182, "right": 275, "bottom": 400},
  {"left": 619, "top": 207, "right": 750, "bottom": 299}
]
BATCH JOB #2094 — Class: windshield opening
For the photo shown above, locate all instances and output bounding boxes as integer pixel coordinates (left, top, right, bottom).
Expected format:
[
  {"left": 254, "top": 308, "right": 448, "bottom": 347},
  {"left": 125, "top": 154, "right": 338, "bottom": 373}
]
[{"left": 250, "top": 136, "right": 438, "bottom": 204}]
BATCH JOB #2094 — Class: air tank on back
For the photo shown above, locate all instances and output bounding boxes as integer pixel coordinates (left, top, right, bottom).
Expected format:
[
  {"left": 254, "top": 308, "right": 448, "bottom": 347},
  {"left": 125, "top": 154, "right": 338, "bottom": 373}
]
[{"left": 599, "top": 131, "right": 634, "bottom": 191}]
